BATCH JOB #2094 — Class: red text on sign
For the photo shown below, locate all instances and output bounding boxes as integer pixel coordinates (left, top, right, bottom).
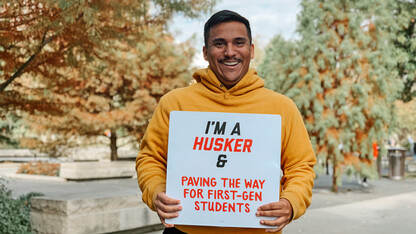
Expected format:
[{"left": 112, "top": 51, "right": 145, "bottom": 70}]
[
  {"left": 195, "top": 201, "right": 250, "bottom": 213},
  {"left": 183, "top": 189, "right": 204, "bottom": 199},
  {"left": 207, "top": 189, "right": 238, "bottom": 200},
  {"left": 181, "top": 176, "right": 217, "bottom": 187},
  {"left": 221, "top": 178, "right": 240, "bottom": 188},
  {"left": 244, "top": 179, "right": 265, "bottom": 189},
  {"left": 242, "top": 191, "right": 262, "bottom": 201},
  {"left": 192, "top": 137, "right": 253, "bottom": 152}
]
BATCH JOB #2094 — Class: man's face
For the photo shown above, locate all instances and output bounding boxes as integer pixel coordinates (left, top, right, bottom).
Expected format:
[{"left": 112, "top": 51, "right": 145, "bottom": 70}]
[{"left": 203, "top": 21, "right": 254, "bottom": 89}]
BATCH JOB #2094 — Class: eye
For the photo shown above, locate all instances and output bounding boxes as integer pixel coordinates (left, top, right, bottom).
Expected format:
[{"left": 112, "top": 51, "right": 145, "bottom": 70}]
[
  {"left": 235, "top": 39, "right": 246, "bottom": 46},
  {"left": 213, "top": 41, "right": 225, "bottom": 47}
]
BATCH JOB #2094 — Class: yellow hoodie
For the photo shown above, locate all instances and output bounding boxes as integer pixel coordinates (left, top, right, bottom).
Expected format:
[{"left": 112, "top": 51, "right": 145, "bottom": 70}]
[{"left": 136, "top": 68, "right": 316, "bottom": 234}]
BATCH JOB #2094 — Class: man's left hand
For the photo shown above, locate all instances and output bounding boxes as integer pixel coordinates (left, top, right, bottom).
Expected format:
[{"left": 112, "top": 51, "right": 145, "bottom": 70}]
[{"left": 256, "top": 198, "right": 293, "bottom": 233}]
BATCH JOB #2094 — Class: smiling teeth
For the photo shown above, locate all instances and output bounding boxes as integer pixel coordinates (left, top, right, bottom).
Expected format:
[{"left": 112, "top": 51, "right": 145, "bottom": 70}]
[{"left": 224, "top": 61, "right": 239, "bottom": 66}]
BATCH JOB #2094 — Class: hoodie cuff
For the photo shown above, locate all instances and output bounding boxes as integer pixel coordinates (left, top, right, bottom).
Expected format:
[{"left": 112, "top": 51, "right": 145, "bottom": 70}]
[
  {"left": 280, "top": 191, "right": 301, "bottom": 222},
  {"left": 149, "top": 183, "right": 166, "bottom": 211}
]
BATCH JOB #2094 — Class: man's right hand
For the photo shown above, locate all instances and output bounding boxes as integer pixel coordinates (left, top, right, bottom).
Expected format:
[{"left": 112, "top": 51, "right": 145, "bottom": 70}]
[{"left": 154, "top": 191, "right": 182, "bottom": 228}]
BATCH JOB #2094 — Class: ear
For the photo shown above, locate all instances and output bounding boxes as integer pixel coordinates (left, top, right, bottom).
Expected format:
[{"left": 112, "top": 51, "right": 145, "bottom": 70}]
[
  {"left": 250, "top": 43, "right": 255, "bottom": 59},
  {"left": 203, "top": 46, "right": 208, "bottom": 61}
]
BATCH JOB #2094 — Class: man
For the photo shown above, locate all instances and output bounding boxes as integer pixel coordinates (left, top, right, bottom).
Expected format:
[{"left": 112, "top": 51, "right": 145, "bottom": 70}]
[{"left": 136, "top": 10, "right": 316, "bottom": 234}]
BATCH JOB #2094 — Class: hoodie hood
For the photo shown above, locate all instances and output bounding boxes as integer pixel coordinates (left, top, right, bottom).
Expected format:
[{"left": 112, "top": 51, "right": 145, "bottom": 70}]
[{"left": 192, "top": 67, "right": 264, "bottom": 96}]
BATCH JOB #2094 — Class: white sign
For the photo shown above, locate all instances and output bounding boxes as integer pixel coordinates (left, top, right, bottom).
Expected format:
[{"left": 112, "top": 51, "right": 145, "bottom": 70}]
[{"left": 166, "top": 111, "right": 281, "bottom": 228}]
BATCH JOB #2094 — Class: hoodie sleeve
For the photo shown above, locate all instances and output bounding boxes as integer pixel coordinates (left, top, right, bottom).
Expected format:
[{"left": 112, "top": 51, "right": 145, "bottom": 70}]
[
  {"left": 280, "top": 101, "right": 316, "bottom": 221},
  {"left": 136, "top": 96, "right": 170, "bottom": 211}
]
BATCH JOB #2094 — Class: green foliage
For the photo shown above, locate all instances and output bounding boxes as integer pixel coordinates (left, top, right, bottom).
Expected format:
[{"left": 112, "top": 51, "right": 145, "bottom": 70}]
[
  {"left": 0, "top": 113, "right": 25, "bottom": 148},
  {"left": 0, "top": 178, "right": 43, "bottom": 234},
  {"left": 392, "top": 0, "right": 416, "bottom": 102},
  {"left": 395, "top": 99, "right": 416, "bottom": 147},
  {"left": 259, "top": 0, "right": 403, "bottom": 191},
  {"left": 0, "top": 135, "right": 18, "bottom": 147}
]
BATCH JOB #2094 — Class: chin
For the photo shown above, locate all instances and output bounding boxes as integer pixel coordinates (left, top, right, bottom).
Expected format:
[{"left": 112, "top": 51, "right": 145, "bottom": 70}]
[{"left": 224, "top": 76, "right": 241, "bottom": 83}]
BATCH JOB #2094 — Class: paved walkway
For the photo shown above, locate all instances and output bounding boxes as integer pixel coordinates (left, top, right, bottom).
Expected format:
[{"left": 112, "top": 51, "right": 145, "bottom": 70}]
[
  {"left": 144, "top": 174, "right": 416, "bottom": 234},
  {"left": 286, "top": 190, "right": 416, "bottom": 233},
  {"left": 284, "top": 174, "right": 416, "bottom": 234},
  {"left": 1, "top": 163, "right": 416, "bottom": 234}
]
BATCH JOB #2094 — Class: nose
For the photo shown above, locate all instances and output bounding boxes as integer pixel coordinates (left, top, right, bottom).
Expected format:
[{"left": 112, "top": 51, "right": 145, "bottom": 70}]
[{"left": 224, "top": 43, "right": 236, "bottom": 57}]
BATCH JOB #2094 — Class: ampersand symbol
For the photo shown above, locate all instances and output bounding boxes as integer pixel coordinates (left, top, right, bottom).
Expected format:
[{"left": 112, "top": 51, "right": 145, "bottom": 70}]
[{"left": 216, "top": 154, "right": 228, "bottom": 168}]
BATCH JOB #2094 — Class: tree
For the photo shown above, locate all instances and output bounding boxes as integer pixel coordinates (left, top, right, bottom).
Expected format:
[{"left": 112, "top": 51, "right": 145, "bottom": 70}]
[
  {"left": 0, "top": 113, "right": 22, "bottom": 148},
  {"left": 25, "top": 33, "right": 196, "bottom": 160},
  {"left": 1, "top": 0, "right": 216, "bottom": 160},
  {"left": 259, "top": 0, "right": 402, "bottom": 192},
  {"left": 393, "top": 0, "right": 416, "bottom": 102},
  {"left": 0, "top": 0, "right": 215, "bottom": 92},
  {"left": 394, "top": 99, "right": 416, "bottom": 148}
]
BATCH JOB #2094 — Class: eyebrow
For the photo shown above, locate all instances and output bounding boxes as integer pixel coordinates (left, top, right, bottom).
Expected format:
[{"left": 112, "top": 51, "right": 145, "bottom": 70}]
[
  {"left": 211, "top": 38, "right": 226, "bottom": 43},
  {"left": 234, "top": 37, "right": 247, "bottom": 42},
  {"left": 210, "top": 37, "right": 247, "bottom": 44}
]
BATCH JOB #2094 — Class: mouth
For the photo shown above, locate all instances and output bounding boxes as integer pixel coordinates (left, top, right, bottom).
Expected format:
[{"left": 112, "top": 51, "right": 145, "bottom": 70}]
[{"left": 220, "top": 59, "right": 241, "bottom": 66}]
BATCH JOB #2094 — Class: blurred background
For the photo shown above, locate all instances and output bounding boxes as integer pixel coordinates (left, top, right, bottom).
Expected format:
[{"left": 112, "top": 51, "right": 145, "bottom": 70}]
[{"left": 1, "top": 0, "right": 416, "bottom": 233}]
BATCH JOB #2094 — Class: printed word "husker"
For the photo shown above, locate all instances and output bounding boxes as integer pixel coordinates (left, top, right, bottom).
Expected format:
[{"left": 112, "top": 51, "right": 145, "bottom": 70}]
[{"left": 193, "top": 137, "right": 253, "bottom": 152}]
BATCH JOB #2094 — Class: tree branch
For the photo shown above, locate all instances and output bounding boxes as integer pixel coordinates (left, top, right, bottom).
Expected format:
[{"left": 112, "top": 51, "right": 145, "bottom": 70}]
[{"left": 0, "top": 31, "right": 54, "bottom": 92}]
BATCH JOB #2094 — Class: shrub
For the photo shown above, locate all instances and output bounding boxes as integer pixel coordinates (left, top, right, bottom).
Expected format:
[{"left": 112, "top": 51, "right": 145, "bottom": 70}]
[
  {"left": 0, "top": 178, "right": 43, "bottom": 234},
  {"left": 17, "top": 161, "right": 60, "bottom": 176}
]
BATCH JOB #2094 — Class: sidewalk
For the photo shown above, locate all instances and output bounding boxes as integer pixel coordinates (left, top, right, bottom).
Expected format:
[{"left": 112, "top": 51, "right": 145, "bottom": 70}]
[
  {"left": 144, "top": 174, "right": 416, "bottom": 234},
  {"left": 284, "top": 174, "right": 416, "bottom": 234},
  {"left": 286, "top": 190, "right": 416, "bottom": 233},
  {"left": 1, "top": 163, "right": 416, "bottom": 234}
]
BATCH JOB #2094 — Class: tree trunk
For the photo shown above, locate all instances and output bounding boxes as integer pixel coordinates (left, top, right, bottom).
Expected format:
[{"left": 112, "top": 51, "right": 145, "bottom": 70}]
[
  {"left": 110, "top": 131, "right": 118, "bottom": 161},
  {"left": 332, "top": 157, "right": 338, "bottom": 193},
  {"left": 326, "top": 157, "right": 329, "bottom": 175}
]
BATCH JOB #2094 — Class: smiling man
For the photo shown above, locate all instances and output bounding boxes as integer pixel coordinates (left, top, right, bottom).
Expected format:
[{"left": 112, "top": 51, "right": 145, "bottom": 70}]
[
  {"left": 203, "top": 20, "right": 254, "bottom": 89},
  {"left": 136, "top": 10, "right": 316, "bottom": 234}
]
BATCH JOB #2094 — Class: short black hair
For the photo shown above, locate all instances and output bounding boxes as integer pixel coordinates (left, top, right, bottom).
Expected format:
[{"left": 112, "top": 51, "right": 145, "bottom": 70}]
[{"left": 204, "top": 10, "right": 252, "bottom": 47}]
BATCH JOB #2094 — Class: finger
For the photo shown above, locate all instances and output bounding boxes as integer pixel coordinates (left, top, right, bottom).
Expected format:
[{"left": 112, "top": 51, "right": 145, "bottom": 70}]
[
  {"left": 257, "top": 199, "right": 292, "bottom": 218},
  {"left": 260, "top": 216, "right": 287, "bottom": 227},
  {"left": 155, "top": 192, "right": 182, "bottom": 214},
  {"left": 157, "top": 206, "right": 181, "bottom": 217},
  {"left": 160, "top": 218, "right": 175, "bottom": 228},
  {"left": 155, "top": 199, "right": 183, "bottom": 213},
  {"left": 154, "top": 192, "right": 181, "bottom": 228},
  {"left": 259, "top": 199, "right": 291, "bottom": 211},
  {"left": 265, "top": 225, "right": 284, "bottom": 233},
  {"left": 260, "top": 218, "right": 287, "bottom": 233},
  {"left": 258, "top": 202, "right": 280, "bottom": 211},
  {"left": 256, "top": 209, "right": 289, "bottom": 218},
  {"left": 157, "top": 192, "right": 181, "bottom": 205}
]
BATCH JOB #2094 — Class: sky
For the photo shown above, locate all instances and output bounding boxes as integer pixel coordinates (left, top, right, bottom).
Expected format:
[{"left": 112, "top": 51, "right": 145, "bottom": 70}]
[{"left": 171, "top": 0, "right": 302, "bottom": 68}]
